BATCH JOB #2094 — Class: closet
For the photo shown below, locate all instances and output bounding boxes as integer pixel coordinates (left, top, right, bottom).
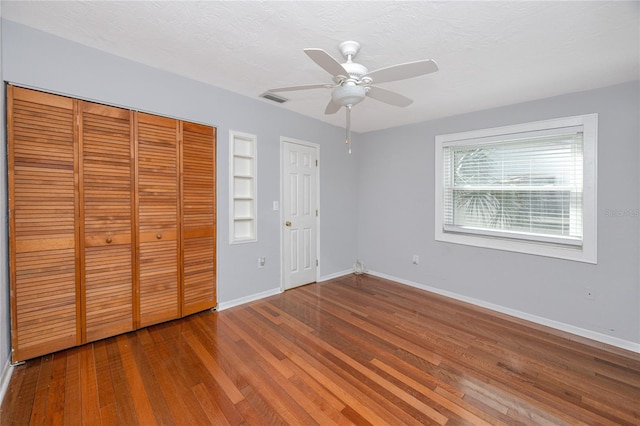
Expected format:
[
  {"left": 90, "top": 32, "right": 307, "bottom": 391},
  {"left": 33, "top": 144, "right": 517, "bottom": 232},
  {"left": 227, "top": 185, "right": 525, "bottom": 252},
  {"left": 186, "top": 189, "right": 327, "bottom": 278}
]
[{"left": 8, "top": 86, "right": 217, "bottom": 362}]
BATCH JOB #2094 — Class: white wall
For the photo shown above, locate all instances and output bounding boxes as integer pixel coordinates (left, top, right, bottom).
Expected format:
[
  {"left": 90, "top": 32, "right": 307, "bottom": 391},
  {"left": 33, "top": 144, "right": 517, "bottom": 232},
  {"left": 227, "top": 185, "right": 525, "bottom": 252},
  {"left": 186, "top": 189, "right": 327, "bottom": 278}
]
[
  {"left": 357, "top": 81, "right": 640, "bottom": 349},
  {"left": 0, "top": 20, "right": 359, "bottom": 337}
]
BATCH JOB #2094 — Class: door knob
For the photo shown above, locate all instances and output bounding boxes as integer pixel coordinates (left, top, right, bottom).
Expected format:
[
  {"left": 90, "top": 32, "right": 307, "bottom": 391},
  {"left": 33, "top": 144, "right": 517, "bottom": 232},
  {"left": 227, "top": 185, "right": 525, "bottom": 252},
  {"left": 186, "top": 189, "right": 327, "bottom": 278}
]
[{"left": 285, "top": 221, "right": 292, "bottom": 227}]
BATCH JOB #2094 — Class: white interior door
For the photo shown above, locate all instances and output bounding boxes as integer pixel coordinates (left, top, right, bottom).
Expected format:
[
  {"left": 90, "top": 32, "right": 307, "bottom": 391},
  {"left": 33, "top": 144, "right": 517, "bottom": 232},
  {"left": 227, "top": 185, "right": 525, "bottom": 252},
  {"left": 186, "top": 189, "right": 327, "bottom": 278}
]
[{"left": 282, "top": 139, "right": 318, "bottom": 290}]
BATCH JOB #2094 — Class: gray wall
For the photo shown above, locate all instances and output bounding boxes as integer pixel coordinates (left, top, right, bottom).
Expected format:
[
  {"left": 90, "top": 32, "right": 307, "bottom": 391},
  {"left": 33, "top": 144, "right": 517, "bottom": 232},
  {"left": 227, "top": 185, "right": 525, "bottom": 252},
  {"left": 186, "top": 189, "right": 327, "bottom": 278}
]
[
  {"left": 0, "top": 20, "right": 359, "bottom": 328},
  {"left": 0, "top": 7, "right": 10, "bottom": 376},
  {"left": 357, "top": 81, "right": 640, "bottom": 346}
]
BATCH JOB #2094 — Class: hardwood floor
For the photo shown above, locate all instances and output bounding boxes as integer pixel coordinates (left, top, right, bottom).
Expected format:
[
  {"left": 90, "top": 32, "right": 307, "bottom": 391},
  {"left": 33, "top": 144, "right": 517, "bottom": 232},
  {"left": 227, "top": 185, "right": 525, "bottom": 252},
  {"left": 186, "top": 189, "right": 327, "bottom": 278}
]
[{"left": 2, "top": 273, "right": 639, "bottom": 425}]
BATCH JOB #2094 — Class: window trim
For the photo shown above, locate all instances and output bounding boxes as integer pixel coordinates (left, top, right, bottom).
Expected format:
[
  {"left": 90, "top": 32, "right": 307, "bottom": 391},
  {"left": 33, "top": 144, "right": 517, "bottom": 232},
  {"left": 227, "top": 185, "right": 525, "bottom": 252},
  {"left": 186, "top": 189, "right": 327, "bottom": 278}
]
[{"left": 435, "top": 114, "right": 597, "bottom": 264}]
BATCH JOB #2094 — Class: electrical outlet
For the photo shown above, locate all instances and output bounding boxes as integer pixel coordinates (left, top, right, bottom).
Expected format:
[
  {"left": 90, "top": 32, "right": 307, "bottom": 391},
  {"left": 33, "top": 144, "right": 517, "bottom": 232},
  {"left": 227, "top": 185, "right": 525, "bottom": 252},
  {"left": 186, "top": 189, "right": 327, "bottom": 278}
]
[
  {"left": 584, "top": 287, "right": 595, "bottom": 300},
  {"left": 412, "top": 255, "right": 419, "bottom": 265},
  {"left": 258, "top": 257, "right": 266, "bottom": 268}
]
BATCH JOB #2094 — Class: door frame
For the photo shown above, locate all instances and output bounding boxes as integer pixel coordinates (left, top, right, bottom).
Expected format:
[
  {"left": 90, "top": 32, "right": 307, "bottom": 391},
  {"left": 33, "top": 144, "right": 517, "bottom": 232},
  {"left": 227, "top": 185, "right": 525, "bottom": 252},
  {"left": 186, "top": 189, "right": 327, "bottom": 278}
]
[{"left": 280, "top": 136, "right": 320, "bottom": 291}]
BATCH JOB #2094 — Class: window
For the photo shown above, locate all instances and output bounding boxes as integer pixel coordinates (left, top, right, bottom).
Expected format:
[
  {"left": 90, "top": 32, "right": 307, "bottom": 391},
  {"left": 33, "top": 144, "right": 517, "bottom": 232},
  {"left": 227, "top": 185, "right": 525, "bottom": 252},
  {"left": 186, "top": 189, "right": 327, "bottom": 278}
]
[
  {"left": 435, "top": 114, "right": 597, "bottom": 263},
  {"left": 229, "top": 130, "right": 257, "bottom": 243}
]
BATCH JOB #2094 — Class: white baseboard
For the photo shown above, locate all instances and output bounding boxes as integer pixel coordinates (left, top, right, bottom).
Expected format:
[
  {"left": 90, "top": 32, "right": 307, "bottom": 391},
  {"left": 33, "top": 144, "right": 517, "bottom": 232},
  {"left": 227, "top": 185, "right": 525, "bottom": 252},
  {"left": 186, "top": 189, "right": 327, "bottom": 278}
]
[
  {"left": 216, "top": 268, "right": 354, "bottom": 311},
  {"left": 318, "top": 269, "right": 353, "bottom": 282},
  {"left": 217, "top": 287, "right": 282, "bottom": 311},
  {"left": 367, "top": 270, "right": 640, "bottom": 354},
  {"left": 0, "top": 358, "right": 13, "bottom": 405}
]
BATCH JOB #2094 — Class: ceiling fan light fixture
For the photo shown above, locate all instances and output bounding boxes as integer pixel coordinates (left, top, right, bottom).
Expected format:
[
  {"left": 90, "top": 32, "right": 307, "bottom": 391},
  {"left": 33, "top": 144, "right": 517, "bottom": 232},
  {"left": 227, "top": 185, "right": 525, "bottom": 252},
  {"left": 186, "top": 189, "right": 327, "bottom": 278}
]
[{"left": 331, "top": 84, "right": 366, "bottom": 107}]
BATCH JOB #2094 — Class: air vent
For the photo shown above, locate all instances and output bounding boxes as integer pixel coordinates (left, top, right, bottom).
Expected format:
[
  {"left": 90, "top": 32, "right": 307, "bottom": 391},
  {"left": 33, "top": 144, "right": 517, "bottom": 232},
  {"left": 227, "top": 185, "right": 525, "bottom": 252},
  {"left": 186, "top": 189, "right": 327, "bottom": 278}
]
[{"left": 260, "top": 92, "right": 288, "bottom": 104}]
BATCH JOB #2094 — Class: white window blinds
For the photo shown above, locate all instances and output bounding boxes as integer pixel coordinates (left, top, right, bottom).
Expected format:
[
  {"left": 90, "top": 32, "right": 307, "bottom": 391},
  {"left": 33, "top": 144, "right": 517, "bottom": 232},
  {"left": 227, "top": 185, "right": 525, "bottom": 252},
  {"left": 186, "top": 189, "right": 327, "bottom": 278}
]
[{"left": 442, "top": 128, "right": 584, "bottom": 246}]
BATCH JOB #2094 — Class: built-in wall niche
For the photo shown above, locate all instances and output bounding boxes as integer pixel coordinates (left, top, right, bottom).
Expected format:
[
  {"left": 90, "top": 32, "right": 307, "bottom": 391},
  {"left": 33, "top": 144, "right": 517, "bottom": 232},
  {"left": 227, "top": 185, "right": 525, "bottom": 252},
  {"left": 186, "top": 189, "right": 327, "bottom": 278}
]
[{"left": 229, "top": 130, "right": 257, "bottom": 243}]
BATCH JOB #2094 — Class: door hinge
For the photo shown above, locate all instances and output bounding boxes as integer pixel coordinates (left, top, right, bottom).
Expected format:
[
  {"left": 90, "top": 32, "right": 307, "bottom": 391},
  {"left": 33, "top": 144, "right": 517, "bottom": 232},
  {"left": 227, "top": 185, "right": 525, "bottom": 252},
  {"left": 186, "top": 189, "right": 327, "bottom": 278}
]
[
  {"left": 316, "top": 209, "right": 318, "bottom": 217},
  {"left": 316, "top": 259, "right": 318, "bottom": 266},
  {"left": 315, "top": 159, "right": 318, "bottom": 167}
]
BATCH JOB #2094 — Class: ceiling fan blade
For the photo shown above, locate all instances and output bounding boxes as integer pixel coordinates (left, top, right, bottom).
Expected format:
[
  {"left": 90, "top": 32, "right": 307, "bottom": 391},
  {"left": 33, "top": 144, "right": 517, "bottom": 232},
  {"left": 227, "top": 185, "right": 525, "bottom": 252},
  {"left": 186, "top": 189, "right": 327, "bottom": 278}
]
[
  {"left": 324, "top": 99, "right": 342, "bottom": 115},
  {"left": 304, "top": 48, "right": 348, "bottom": 78},
  {"left": 364, "top": 59, "right": 438, "bottom": 84},
  {"left": 269, "top": 83, "right": 332, "bottom": 93},
  {"left": 366, "top": 86, "right": 413, "bottom": 107}
]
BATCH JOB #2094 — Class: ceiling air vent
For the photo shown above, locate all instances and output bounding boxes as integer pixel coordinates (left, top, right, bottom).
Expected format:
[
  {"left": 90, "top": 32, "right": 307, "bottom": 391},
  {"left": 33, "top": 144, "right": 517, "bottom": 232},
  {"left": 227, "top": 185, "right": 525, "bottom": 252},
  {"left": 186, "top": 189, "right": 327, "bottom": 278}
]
[{"left": 260, "top": 92, "right": 288, "bottom": 104}]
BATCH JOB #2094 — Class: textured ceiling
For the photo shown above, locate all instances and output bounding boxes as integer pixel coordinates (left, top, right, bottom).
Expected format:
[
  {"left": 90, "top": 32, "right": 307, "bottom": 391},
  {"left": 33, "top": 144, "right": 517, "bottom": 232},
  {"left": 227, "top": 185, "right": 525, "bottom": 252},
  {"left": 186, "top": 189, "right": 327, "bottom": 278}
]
[{"left": 2, "top": 1, "right": 639, "bottom": 133}]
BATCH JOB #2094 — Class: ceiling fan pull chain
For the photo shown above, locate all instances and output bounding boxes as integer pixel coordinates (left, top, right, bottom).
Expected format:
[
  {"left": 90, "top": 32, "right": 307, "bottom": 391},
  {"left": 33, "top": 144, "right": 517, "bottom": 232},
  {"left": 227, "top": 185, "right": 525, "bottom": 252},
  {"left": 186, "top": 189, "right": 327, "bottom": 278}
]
[{"left": 346, "top": 105, "right": 352, "bottom": 154}]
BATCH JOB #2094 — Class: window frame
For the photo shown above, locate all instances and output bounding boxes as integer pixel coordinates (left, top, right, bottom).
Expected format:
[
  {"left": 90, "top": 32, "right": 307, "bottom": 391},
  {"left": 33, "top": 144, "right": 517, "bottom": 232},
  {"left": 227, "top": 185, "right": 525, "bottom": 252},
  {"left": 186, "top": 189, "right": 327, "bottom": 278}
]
[{"left": 434, "top": 114, "right": 597, "bottom": 264}]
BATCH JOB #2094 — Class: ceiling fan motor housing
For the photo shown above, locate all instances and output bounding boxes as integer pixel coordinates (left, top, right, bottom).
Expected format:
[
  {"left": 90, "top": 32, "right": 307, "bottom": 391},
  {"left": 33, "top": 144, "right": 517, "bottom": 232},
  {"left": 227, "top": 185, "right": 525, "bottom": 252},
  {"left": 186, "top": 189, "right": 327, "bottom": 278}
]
[{"left": 341, "top": 62, "right": 368, "bottom": 79}]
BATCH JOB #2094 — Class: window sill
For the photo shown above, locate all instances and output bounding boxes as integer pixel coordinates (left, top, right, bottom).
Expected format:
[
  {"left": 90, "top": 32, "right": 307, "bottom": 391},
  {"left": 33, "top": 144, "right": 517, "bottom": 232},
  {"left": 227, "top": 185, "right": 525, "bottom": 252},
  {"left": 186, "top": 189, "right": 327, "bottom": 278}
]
[{"left": 435, "top": 228, "right": 596, "bottom": 264}]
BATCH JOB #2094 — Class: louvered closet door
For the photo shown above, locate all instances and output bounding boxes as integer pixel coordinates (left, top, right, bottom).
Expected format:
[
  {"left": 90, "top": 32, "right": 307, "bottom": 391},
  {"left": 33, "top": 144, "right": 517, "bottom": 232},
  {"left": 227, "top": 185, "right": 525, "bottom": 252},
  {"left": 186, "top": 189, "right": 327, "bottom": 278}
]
[
  {"left": 181, "top": 122, "right": 217, "bottom": 315},
  {"left": 8, "top": 86, "right": 79, "bottom": 362},
  {"left": 79, "top": 101, "right": 134, "bottom": 342},
  {"left": 137, "top": 113, "right": 180, "bottom": 326}
]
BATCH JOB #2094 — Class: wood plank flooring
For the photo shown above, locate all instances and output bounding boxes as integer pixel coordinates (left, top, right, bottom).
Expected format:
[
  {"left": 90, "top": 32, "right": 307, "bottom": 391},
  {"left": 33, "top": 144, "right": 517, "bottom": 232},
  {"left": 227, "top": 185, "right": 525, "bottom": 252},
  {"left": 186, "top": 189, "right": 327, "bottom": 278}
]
[{"left": 2, "top": 273, "right": 639, "bottom": 425}]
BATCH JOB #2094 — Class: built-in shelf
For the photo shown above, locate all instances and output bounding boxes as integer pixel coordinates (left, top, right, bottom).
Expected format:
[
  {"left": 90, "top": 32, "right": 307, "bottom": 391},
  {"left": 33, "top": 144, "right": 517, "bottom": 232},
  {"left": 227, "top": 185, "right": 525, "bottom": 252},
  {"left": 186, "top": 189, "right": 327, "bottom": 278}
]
[{"left": 229, "top": 131, "right": 257, "bottom": 243}]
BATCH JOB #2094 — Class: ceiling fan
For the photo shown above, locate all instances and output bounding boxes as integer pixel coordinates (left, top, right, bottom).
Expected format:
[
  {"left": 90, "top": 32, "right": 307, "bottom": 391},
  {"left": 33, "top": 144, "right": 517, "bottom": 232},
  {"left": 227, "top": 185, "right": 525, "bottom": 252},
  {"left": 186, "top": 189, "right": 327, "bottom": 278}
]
[{"left": 268, "top": 40, "right": 438, "bottom": 153}]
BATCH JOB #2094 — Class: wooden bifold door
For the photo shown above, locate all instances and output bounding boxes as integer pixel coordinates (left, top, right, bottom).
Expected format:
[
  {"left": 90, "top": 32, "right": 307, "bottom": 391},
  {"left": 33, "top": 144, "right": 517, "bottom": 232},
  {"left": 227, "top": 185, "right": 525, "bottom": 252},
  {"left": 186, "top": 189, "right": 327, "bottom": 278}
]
[{"left": 7, "top": 86, "right": 216, "bottom": 362}]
